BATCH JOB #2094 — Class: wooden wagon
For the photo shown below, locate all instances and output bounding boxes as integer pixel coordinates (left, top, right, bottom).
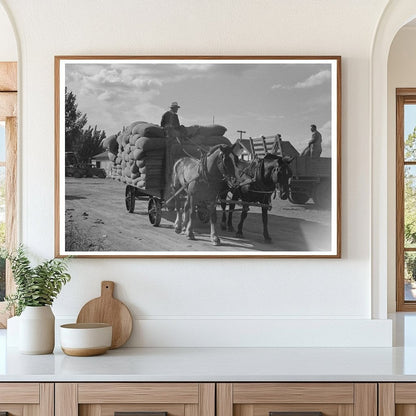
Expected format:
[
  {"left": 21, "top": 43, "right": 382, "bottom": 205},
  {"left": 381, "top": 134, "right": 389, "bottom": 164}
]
[{"left": 120, "top": 137, "right": 208, "bottom": 227}]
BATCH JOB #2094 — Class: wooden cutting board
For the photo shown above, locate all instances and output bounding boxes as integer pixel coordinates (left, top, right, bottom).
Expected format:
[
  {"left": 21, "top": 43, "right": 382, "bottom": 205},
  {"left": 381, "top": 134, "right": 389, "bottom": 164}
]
[{"left": 76, "top": 281, "right": 133, "bottom": 349}]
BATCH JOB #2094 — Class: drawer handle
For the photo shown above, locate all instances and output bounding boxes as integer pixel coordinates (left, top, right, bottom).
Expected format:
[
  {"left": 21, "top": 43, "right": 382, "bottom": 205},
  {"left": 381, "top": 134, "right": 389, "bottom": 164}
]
[
  {"left": 270, "top": 413, "right": 323, "bottom": 416},
  {"left": 115, "top": 412, "right": 168, "bottom": 416}
]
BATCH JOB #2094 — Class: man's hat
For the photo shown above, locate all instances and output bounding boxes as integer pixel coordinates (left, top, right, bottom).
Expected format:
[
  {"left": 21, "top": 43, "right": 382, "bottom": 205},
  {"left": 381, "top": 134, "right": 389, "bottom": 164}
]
[{"left": 170, "top": 101, "right": 180, "bottom": 108}]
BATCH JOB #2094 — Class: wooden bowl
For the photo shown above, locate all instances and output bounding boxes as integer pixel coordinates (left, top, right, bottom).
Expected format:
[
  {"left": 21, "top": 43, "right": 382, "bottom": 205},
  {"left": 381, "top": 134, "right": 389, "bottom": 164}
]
[{"left": 60, "top": 323, "right": 112, "bottom": 356}]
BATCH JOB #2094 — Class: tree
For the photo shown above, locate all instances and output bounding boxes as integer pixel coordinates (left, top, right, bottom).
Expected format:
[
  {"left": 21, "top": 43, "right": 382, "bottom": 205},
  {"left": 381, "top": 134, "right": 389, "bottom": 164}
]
[
  {"left": 65, "top": 88, "right": 106, "bottom": 161},
  {"left": 404, "top": 126, "right": 416, "bottom": 280},
  {"left": 405, "top": 127, "right": 416, "bottom": 246},
  {"left": 77, "top": 125, "right": 105, "bottom": 163},
  {"left": 65, "top": 87, "right": 87, "bottom": 152}
]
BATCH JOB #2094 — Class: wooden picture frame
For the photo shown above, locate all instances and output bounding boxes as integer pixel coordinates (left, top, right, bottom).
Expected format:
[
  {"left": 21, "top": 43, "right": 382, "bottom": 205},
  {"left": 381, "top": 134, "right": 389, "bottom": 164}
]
[{"left": 55, "top": 56, "right": 341, "bottom": 258}]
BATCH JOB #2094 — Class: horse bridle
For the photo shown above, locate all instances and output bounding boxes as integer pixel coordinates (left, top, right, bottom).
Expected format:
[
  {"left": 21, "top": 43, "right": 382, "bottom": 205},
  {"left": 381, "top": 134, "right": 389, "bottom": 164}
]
[
  {"left": 197, "top": 147, "right": 236, "bottom": 184},
  {"left": 216, "top": 149, "right": 236, "bottom": 183},
  {"left": 272, "top": 160, "right": 292, "bottom": 191}
]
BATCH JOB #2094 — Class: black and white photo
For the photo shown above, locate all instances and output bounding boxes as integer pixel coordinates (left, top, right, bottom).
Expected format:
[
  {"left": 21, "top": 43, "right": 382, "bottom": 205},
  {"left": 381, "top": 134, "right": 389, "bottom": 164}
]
[{"left": 55, "top": 56, "right": 341, "bottom": 257}]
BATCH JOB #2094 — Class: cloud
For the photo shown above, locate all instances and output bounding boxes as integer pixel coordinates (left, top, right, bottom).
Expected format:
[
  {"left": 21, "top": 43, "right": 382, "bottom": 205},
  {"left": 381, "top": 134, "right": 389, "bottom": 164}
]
[
  {"left": 293, "top": 70, "right": 331, "bottom": 89},
  {"left": 178, "top": 64, "right": 213, "bottom": 72},
  {"left": 319, "top": 120, "right": 332, "bottom": 157},
  {"left": 271, "top": 69, "right": 331, "bottom": 90}
]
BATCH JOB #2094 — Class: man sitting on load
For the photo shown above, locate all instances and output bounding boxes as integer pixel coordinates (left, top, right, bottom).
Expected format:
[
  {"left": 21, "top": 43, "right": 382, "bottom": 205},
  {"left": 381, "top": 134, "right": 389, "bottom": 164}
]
[{"left": 161, "top": 101, "right": 188, "bottom": 141}]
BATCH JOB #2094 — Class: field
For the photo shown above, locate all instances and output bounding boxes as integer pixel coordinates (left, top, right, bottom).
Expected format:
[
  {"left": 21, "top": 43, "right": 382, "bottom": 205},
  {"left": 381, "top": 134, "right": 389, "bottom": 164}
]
[{"left": 64, "top": 177, "right": 332, "bottom": 253}]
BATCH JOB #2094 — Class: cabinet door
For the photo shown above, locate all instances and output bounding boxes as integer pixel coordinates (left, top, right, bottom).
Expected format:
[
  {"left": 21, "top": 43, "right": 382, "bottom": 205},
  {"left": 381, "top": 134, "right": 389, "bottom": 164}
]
[
  {"left": 0, "top": 383, "right": 53, "bottom": 416},
  {"left": 217, "top": 383, "right": 377, "bottom": 416},
  {"left": 56, "top": 383, "right": 215, "bottom": 416},
  {"left": 379, "top": 383, "right": 416, "bottom": 416}
]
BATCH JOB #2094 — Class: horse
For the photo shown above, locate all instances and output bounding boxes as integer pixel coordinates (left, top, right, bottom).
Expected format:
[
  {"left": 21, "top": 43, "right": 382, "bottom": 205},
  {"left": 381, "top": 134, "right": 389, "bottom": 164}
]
[
  {"left": 172, "top": 143, "right": 243, "bottom": 246},
  {"left": 220, "top": 153, "right": 293, "bottom": 243}
]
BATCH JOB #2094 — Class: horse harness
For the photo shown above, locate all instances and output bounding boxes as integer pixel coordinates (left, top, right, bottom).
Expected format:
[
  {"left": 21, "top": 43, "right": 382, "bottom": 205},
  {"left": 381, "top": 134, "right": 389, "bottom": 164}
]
[
  {"left": 197, "top": 148, "right": 232, "bottom": 185},
  {"left": 238, "top": 157, "right": 278, "bottom": 197}
]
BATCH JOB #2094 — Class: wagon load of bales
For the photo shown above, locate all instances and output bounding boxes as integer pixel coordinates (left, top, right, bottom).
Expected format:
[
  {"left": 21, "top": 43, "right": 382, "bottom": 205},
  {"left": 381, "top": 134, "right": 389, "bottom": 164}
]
[{"left": 105, "top": 120, "right": 230, "bottom": 189}]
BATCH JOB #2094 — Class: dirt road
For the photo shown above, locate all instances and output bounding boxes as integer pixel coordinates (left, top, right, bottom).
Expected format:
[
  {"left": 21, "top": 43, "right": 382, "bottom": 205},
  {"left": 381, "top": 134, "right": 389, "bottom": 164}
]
[{"left": 65, "top": 177, "right": 332, "bottom": 253}]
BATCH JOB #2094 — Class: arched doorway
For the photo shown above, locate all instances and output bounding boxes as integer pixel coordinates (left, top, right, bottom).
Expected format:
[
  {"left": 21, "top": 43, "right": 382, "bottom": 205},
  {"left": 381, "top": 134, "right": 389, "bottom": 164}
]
[{"left": 371, "top": 1, "right": 416, "bottom": 318}]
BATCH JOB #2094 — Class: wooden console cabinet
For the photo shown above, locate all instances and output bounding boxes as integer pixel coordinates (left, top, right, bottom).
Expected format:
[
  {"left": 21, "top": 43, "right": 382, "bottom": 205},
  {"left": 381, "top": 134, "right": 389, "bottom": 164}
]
[{"left": 5, "top": 381, "right": 416, "bottom": 416}]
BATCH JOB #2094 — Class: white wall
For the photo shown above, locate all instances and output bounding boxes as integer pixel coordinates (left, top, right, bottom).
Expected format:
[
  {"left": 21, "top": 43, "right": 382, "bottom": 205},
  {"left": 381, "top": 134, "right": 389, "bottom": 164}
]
[
  {"left": 0, "top": 0, "right": 394, "bottom": 347},
  {"left": 387, "top": 26, "right": 416, "bottom": 312},
  {"left": 0, "top": 3, "right": 16, "bottom": 61}
]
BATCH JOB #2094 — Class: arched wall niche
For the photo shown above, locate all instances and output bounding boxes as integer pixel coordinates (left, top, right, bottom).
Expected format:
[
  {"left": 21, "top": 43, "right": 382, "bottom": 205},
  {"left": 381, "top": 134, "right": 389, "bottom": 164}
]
[{"left": 371, "top": 0, "right": 416, "bottom": 318}]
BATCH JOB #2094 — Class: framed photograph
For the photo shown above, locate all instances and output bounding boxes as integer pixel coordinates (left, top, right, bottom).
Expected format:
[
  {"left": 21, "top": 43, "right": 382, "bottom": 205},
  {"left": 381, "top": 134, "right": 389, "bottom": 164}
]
[{"left": 55, "top": 56, "right": 341, "bottom": 258}]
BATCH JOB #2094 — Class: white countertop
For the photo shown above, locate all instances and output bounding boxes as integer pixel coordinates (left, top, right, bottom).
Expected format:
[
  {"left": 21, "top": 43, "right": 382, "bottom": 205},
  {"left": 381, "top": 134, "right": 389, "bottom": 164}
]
[
  {"left": 2, "top": 346, "right": 416, "bottom": 382},
  {"left": 2, "top": 313, "right": 416, "bottom": 382}
]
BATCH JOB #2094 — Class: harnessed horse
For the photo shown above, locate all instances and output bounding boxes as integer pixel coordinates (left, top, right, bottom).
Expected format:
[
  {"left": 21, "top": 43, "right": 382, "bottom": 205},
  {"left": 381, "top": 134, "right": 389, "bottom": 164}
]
[
  {"left": 220, "top": 153, "right": 293, "bottom": 243},
  {"left": 172, "top": 143, "right": 242, "bottom": 246}
]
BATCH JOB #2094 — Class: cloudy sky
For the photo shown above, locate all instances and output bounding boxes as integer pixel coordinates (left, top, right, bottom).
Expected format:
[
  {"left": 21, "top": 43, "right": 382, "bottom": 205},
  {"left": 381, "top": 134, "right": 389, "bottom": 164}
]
[{"left": 65, "top": 60, "right": 335, "bottom": 156}]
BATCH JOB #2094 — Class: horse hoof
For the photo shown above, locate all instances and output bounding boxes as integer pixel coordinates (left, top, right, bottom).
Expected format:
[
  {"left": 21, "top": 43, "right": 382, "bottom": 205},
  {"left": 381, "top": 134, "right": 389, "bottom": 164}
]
[
  {"left": 187, "top": 234, "right": 195, "bottom": 240},
  {"left": 264, "top": 237, "right": 272, "bottom": 244},
  {"left": 211, "top": 236, "right": 221, "bottom": 246},
  {"left": 235, "top": 232, "right": 244, "bottom": 239},
  {"left": 175, "top": 228, "right": 181, "bottom": 234}
]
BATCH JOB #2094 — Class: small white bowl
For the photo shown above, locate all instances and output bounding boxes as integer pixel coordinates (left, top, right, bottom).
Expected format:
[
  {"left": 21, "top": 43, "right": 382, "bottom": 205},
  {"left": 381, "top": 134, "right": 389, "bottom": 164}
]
[{"left": 60, "top": 323, "right": 112, "bottom": 356}]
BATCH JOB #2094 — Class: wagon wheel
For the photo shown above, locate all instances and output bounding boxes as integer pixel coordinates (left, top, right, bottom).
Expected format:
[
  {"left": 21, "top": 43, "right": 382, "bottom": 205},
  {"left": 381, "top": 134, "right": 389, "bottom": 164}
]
[
  {"left": 313, "top": 179, "right": 331, "bottom": 209},
  {"left": 288, "top": 192, "right": 310, "bottom": 205},
  {"left": 196, "top": 202, "right": 210, "bottom": 224},
  {"left": 125, "top": 185, "right": 136, "bottom": 213},
  {"left": 148, "top": 197, "right": 162, "bottom": 227}
]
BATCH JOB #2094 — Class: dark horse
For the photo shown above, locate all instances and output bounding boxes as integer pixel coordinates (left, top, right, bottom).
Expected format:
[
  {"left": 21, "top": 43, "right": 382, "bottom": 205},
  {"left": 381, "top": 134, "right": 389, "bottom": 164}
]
[
  {"left": 172, "top": 143, "right": 242, "bottom": 246},
  {"left": 220, "top": 153, "right": 293, "bottom": 243}
]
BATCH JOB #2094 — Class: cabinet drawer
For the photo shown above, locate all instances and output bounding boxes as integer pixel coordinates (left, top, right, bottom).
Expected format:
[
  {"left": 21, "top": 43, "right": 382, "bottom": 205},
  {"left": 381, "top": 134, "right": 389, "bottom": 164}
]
[
  {"left": 379, "top": 383, "right": 416, "bottom": 415},
  {"left": 0, "top": 383, "right": 53, "bottom": 415},
  {"left": 218, "top": 383, "right": 376, "bottom": 416},
  {"left": 56, "top": 383, "right": 215, "bottom": 416}
]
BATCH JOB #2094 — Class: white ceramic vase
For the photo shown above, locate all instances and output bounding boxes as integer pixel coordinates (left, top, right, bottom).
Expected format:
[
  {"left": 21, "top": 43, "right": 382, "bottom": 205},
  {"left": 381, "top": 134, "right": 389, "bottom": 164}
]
[{"left": 19, "top": 306, "right": 55, "bottom": 354}]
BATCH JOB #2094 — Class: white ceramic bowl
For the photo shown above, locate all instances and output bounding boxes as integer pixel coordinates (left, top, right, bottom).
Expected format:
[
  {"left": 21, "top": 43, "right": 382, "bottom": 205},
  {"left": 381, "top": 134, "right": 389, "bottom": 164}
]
[{"left": 60, "top": 323, "right": 112, "bottom": 356}]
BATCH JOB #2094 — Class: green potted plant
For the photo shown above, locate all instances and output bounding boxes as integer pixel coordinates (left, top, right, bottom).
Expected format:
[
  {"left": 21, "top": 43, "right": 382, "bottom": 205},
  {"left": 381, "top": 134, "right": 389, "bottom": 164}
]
[{"left": 5, "top": 246, "right": 71, "bottom": 354}]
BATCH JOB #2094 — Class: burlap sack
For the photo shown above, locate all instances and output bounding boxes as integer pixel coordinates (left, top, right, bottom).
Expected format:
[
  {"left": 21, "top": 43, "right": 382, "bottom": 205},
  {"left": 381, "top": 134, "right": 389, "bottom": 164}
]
[
  {"left": 136, "top": 160, "right": 145, "bottom": 169},
  {"left": 135, "top": 136, "right": 166, "bottom": 151},
  {"left": 131, "top": 163, "right": 140, "bottom": 174},
  {"left": 129, "top": 134, "right": 140, "bottom": 146},
  {"left": 132, "top": 122, "right": 165, "bottom": 138},
  {"left": 133, "top": 148, "right": 144, "bottom": 160},
  {"left": 124, "top": 166, "right": 132, "bottom": 178},
  {"left": 186, "top": 124, "right": 227, "bottom": 138},
  {"left": 189, "top": 135, "right": 232, "bottom": 146}
]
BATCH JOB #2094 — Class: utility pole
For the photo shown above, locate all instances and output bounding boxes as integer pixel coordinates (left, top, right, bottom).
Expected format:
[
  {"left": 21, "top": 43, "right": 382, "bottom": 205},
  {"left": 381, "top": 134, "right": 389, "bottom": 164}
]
[{"left": 237, "top": 130, "right": 246, "bottom": 140}]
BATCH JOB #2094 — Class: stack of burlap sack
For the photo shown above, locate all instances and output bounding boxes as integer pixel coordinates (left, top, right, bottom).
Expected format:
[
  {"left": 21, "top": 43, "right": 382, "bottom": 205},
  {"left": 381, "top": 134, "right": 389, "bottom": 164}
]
[{"left": 102, "top": 121, "right": 230, "bottom": 189}]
